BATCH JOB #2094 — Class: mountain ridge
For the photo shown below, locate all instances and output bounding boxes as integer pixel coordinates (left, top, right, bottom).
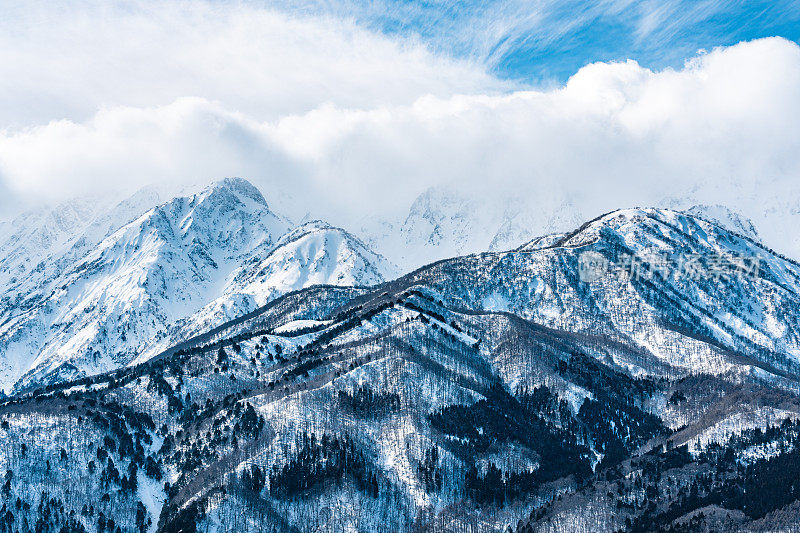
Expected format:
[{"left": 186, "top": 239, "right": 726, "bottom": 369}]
[
  {"left": 0, "top": 179, "right": 393, "bottom": 392},
  {"left": 1, "top": 203, "right": 800, "bottom": 532}
]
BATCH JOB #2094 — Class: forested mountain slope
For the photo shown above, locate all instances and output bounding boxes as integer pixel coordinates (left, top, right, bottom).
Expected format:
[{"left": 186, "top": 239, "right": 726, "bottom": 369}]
[{"left": 1, "top": 208, "right": 800, "bottom": 532}]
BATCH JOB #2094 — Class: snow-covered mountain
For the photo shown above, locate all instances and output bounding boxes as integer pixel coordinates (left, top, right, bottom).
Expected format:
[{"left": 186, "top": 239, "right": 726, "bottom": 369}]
[
  {"left": 399, "top": 207, "right": 800, "bottom": 377},
  {"left": 360, "top": 182, "right": 800, "bottom": 277},
  {"left": 0, "top": 189, "right": 165, "bottom": 388},
  {"left": 0, "top": 197, "right": 99, "bottom": 297},
  {"left": 364, "top": 186, "right": 585, "bottom": 270},
  {"left": 139, "top": 220, "right": 396, "bottom": 360},
  {"left": 0, "top": 179, "right": 393, "bottom": 392},
  {"left": 684, "top": 203, "right": 761, "bottom": 242},
  {"left": 0, "top": 188, "right": 164, "bottom": 312},
  {"left": 1, "top": 173, "right": 794, "bottom": 393},
  {"left": 2, "top": 207, "right": 800, "bottom": 532}
]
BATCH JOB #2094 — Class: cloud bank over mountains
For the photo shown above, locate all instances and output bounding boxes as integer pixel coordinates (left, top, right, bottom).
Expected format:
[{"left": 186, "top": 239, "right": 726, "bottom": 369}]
[
  {"left": 0, "top": 0, "right": 506, "bottom": 128},
  {"left": 0, "top": 1, "right": 799, "bottom": 258}
]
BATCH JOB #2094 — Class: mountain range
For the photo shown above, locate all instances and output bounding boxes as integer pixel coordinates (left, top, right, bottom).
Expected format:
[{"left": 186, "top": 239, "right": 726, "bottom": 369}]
[
  {"left": 0, "top": 178, "right": 396, "bottom": 393},
  {"left": 1, "top": 179, "right": 800, "bottom": 532}
]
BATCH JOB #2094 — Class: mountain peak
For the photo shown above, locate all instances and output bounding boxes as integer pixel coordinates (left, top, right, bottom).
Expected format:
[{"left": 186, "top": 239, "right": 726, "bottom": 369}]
[
  {"left": 275, "top": 220, "right": 352, "bottom": 245},
  {"left": 204, "top": 177, "right": 268, "bottom": 207},
  {"left": 292, "top": 219, "right": 334, "bottom": 233}
]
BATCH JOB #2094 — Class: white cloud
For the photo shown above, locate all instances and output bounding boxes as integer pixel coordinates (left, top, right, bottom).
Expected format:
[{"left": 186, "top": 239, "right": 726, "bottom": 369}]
[
  {"left": 269, "top": 38, "right": 800, "bottom": 235},
  {"left": 0, "top": 15, "right": 799, "bottom": 256},
  {"left": 0, "top": 0, "right": 506, "bottom": 129}
]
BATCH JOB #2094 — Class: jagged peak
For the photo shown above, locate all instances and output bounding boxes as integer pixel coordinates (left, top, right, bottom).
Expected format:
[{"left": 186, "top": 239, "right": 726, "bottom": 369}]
[
  {"left": 291, "top": 219, "right": 335, "bottom": 233},
  {"left": 403, "top": 186, "right": 475, "bottom": 222},
  {"left": 130, "top": 178, "right": 277, "bottom": 231},
  {"left": 117, "top": 185, "right": 161, "bottom": 207},
  {"left": 254, "top": 218, "right": 399, "bottom": 280},
  {"left": 197, "top": 177, "right": 269, "bottom": 208}
]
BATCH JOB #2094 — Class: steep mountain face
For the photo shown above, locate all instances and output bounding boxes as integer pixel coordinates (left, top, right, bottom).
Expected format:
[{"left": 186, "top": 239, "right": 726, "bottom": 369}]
[
  {"left": 0, "top": 178, "right": 287, "bottom": 390},
  {"left": 140, "top": 220, "right": 396, "bottom": 361},
  {"left": 0, "top": 188, "right": 163, "bottom": 300},
  {"left": 0, "top": 189, "right": 164, "bottom": 389},
  {"left": 2, "top": 207, "right": 799, "bottom": 533},
  {"left": 660, "top": 184, "right": 800, "bottom": 264},
  {"left": 0, "top": 179, "right": 392, "bottom": 392},
  {"left": 5, "top": 181, "right": 776, "bottom": 396},
  {"left": 0, "top": 197, "right": 99, "bottom": 298},
  {"left": 365, "top": 186, "right": 785, "bottom": 274}
]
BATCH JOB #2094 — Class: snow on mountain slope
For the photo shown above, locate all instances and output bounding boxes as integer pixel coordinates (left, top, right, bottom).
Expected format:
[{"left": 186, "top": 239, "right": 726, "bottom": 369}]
[
  {"left": 138, "top": 220, "right": 397, "bottom": 359},
  {"left": 685, "top": 204, "right": 761, "bottom": 242},
  {"left": 367, "top": 186, "right": 585, "bottom": 270},
  {"left": 389, "top": 208, "right": 800, "bottom": 378},
  {"left": 248, "top": 220, "right": 396, "bottom": 291},
  {"left": 0, "top": 179, "right": 396, "bottom": 392},
  {"left": 2, "top": 174, "right": 795, "bottom": 399},
  {"left": 0, "top": 188, "right": 162, "bottom": 304},
  {"left": 0, "top": 189, "right": 165, "bottom": 389},
  {"left": 0, "top": 197, "right": 99, "bottom": 298},
  {"left": 1, "top": 178, "right": 292, "bottom": 391},
  {"left": 3, "top": 206, "right": 800, "bottom": 533}
]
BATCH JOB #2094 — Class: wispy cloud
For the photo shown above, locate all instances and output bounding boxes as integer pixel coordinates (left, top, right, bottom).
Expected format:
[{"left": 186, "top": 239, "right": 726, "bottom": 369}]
[
  {"left": 2, "top": 0, "right": 797, "bottom": 130},
  {"left": 265, "top": 0, "right": 799, "bottom": 80}
]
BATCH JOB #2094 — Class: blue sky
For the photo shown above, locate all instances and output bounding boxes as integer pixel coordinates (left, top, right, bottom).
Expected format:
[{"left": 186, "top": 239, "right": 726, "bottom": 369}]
[{"left": 267, "top": 0, "right": 800, "bottom": 83}]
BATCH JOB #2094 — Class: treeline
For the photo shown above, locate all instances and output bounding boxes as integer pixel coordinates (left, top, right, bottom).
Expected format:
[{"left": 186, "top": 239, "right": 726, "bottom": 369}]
[{"left": 558, "top": 353, "right": 669, "bottom": 463}]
